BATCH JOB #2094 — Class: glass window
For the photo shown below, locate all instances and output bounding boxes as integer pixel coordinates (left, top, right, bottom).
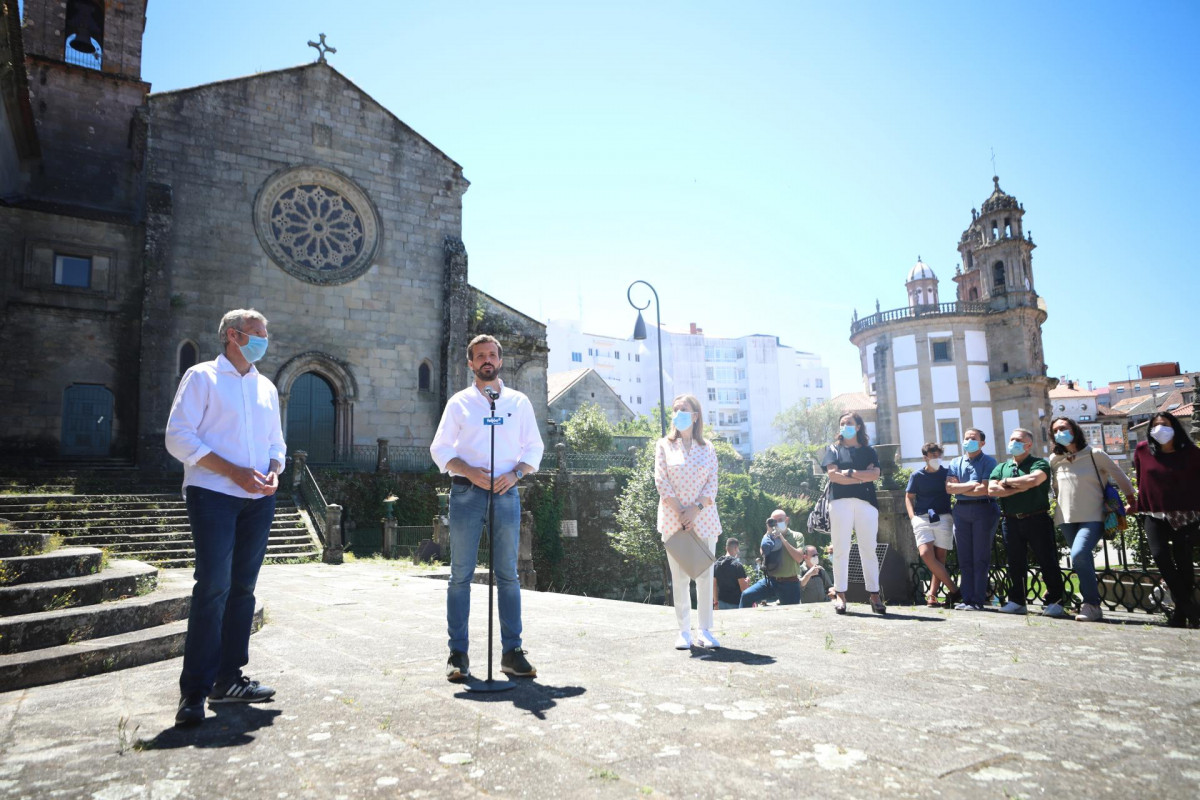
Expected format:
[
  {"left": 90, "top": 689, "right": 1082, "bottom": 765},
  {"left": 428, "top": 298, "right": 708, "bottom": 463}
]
[
  {"left": 938, "top": 420, "right": 959, "bottom": 443},
  {"left": 707, "top": 388, "right": 716, "bottom": 401},
  {"left": 571, "top": 352, "right": 582, "bottom": 363},
  {"left": 815, "top": 378, "right": 824, "bottom": 388},
  {"left": 615, "top": 350, "right": 620, "bottom": 359},
  {"left": 418, "top": 362, "right": 431, "bottom": 392},
  {"left": 931, "top": 340, "right": 952, "bottom": 362},
  {"left": 54, "top": 254, "right": 92, "bottom": 287}
]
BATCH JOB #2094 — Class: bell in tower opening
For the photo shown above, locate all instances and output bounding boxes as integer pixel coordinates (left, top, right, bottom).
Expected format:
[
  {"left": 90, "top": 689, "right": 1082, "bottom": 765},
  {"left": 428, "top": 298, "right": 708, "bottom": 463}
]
[{"left": 65, "top": 0, "right": 105, "bottom": 55}]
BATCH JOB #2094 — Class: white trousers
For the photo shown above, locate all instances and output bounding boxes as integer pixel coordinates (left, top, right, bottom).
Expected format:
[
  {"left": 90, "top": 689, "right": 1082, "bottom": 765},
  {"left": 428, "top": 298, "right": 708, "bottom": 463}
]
[
  {"left": 666, "top": 537, "right": 717, "bottom": 633},
  {"left": 829, "top": 497, "right": 881, "bottom": 593}
]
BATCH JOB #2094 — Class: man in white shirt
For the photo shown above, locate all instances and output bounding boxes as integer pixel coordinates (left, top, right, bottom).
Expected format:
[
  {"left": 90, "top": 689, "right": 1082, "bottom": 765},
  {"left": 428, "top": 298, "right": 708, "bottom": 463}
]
[
  {"left": 430, "top": 334, "right": 544, "bottom": 682},
  {"left": 165, "top": 309, "right": 286, "bottom": 726}
]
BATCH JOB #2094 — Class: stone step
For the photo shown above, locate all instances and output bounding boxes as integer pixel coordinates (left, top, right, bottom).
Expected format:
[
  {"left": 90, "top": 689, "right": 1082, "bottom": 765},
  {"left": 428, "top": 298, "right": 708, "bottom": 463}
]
[
  {"left": 0, "top": 560, "right": 159, "bottom": 616},
  {"left": 61, "top": 530, "right": 311, "bottom": 548},
  {"left": 13, "top": 515, "right": 305, "bottom": 533},
  {"left": 0, "top": 501, "right": 300, "bottom": 516},
  {"left": 0, "top": 603, "right": 264, "bottom": 692},
  {"left": 0, "top": 548, "right": 103, "bottom": 587},
  {"left": 122, "top": 542, "right": 319, "bottom": 563},
  {"left": 0, "top": 532, "right": 51, "bottom": 558},
  {"left": 85, "top": 535, "right": 314, "bottom": 555},
  {"left": 0, "top": 580, "right": 191, "bottom": 655},
  {"left": 151, "top": 551, "right": 319, "bottom": 570}
]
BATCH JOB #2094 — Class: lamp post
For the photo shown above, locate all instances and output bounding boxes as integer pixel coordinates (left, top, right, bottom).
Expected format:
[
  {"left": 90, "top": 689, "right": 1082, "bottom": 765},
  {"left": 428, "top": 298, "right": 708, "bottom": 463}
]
[{"left": 627, "top": 280, "right": 666, "bottom": 438}]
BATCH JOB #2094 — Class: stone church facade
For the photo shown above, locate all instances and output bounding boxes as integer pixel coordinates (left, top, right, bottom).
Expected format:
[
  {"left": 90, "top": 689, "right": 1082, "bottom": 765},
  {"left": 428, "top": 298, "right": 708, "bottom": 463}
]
[
  {"left": 0, "top": 0, "right": 547, "bottom": 466},
  {"left": 849, "top": 177, "right": 1054, "bottom": 468}
]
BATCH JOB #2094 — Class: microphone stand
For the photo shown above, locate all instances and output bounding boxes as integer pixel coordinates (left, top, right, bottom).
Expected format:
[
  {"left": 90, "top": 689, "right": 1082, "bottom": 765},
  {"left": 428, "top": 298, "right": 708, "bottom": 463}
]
[{"left": 467, "top": 385, "right": 514, "bottom": 694}]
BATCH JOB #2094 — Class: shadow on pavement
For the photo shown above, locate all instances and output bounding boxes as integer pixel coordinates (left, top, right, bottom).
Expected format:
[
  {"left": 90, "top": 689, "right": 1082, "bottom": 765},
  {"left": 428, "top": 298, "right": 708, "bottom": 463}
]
[
  {"left": 134, "top": 704, "right": 282, "bottom": 750},
  {"left": 689, "top": 646, "right": 776, "bottom": 665},
  {"left": 453, "top": 679, "right": 586, "bottom": 720},
  {"left": 839, "top": 609, "right": 946, "bottom": 622}
]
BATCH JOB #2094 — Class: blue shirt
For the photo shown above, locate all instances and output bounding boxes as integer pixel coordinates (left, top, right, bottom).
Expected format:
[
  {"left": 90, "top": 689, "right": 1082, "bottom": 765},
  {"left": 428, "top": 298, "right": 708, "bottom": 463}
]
[
  {"left": 947, "top": 452, "right": 998, "bottom": 505},
  {"left": 906, "top": 466, "right": 951, "bottom": 515}
]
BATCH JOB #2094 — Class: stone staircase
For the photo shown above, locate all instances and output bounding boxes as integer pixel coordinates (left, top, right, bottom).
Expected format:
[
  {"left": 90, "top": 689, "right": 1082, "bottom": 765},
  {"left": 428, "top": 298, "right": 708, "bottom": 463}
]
[
  {"left": 0, "top": 488, "right": 321, "bottom": 568},
  {"left": 0, "top": 527, "right": 261, "bottom": 691}
]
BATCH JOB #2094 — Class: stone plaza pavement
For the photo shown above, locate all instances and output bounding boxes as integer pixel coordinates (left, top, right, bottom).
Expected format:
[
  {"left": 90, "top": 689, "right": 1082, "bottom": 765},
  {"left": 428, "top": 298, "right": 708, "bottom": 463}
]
[{"left": 1, "top": 561, "right": 1198, "bottom": 799}]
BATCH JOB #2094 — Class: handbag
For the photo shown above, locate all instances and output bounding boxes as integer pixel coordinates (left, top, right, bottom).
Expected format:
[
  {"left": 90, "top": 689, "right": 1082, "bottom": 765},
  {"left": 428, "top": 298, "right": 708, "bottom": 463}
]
[
  {"left": 1089, "top": 450, "right": 1127, "bottom": 539},
  {"left": 663, "top": 527, "right": 717, "bottom": 579},
  {"left": 808, "top": 479, "right": 832, "bottom": 535}
]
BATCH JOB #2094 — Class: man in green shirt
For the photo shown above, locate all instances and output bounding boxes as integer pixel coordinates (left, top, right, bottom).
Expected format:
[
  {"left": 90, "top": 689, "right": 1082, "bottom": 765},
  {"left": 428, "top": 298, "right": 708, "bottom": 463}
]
[{"left": 988, "top": 427, "right": 1066, "bottom": 617}]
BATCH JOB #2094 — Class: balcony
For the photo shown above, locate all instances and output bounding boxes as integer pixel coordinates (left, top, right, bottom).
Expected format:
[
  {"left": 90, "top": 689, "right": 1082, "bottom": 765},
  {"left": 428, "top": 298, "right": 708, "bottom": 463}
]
[{"left": 850, "top": 301, "right": 988, "bottom": 336}]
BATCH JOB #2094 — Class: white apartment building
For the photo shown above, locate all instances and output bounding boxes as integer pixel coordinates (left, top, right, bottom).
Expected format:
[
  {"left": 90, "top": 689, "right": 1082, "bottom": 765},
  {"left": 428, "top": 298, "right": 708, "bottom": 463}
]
[{"left": 546, "top": 319, "right": 831, "bottom": 457}]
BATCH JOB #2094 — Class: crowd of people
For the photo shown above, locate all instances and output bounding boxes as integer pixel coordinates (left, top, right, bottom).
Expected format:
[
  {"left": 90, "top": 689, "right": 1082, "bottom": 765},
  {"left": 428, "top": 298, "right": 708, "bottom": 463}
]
[{"left": 653, "top": 396, "right": 1200, "bottom": 648}]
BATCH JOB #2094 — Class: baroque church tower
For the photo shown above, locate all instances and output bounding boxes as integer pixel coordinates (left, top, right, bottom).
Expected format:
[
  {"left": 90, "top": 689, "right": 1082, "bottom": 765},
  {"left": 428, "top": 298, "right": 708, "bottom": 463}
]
[{"left": 849, "top": 176, "right": 1053, "bottom": 468}]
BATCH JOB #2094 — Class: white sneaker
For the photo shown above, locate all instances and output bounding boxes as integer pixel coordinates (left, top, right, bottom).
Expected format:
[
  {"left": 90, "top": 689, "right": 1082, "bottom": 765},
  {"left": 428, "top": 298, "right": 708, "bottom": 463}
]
[
  {"left": 674, "top": 631, "right": 692, "bottom": 650},
  {"left": 953, "top": 602, "right": 972, "bottom": 610},
  {"left": 1075, "top": 603, "right": 1103, "bottom": 622},
  {"left": 1042, "top": 603, "right": 1066, "bottom": 618},
  {"left": 999, "top": 601, "right": 1027, "bottom": 615},
  {"left": 696, "top": 629, "right": 720, "bottom": 649}
]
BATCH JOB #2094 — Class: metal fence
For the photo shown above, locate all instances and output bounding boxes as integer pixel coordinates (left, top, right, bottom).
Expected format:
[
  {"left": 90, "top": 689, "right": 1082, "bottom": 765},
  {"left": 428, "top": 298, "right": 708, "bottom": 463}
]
[
  {"left": 542, "top": 451, "right": 639, "bottom": 472},
  {"left": 298, "top": 463, "right": 330, "bottom": 545},
  {"left": 310, "top": 445, "right": 434, "bottom": 474},
  {"left": 910, "top": 540, "right": 1186, "bottom": 615}
]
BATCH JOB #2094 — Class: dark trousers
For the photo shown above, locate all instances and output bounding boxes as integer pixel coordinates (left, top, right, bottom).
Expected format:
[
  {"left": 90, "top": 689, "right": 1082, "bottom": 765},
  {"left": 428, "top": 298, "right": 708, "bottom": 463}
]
[
  {"left": 1144, "top": 516, "right": 1198, "bottom": 613},
  {"left": 739, "top": 576, "right": 801, "bottom": 607},
  {"left": 952, "top": 501, "right": 1000, "bottom": 606},
  {"left": 180, "top": 486, "right": 276, "bottom": 696},
  {"left": 1001, "top": 513, "right": 1064, "bottom": 606}
]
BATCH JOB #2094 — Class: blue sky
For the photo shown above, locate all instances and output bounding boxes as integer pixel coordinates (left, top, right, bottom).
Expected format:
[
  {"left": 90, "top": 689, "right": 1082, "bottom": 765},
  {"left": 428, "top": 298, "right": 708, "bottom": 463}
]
[{"left": 132, "top": 0, "right": 1198, "bottom": 397}]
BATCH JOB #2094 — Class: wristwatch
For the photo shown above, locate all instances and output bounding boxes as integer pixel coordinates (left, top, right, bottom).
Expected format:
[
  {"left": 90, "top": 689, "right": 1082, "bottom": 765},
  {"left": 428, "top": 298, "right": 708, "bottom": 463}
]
[
  {"left": 513, "top": 468, "right": 525, "bottom": 481},
  {"left": 847, "top": 468, "right": 855, "bottom": 477}
]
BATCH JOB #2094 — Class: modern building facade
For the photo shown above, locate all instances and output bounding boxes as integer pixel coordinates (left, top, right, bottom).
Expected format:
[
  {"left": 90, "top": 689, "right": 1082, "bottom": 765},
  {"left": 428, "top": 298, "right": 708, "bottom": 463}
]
[
  {"left": 849, "top": 177, "right": 1054, "bottom": 469},
  {"left": 546, "top": 319, "right": 831, "bottom": 457}
]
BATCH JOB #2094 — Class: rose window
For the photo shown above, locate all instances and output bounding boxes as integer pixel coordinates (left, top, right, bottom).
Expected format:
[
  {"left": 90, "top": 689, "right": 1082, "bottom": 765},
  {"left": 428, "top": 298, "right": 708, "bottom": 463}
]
[{"left": 254, "top": 166, "right": 381, "bottom": 285}]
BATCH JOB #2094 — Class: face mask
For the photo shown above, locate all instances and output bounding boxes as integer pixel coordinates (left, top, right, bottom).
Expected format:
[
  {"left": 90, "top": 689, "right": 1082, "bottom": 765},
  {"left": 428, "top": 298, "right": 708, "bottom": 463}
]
[
  {"left": 1007, "top": 439, "right": 1026, "bottom": 456},
  {"left": 773, "top": 520, "right": 787, "bottom": 531},
  {"left": 926, "top": 458, "right": 942, "bottom": 469},
  {"left": 1150, "top": 425, "right": 1175, "bottom": 445},
  {"left": 1053, "top": 429, "right": 1073, "bottom": 446},
  {"left": 237, "top": 333, "right": 268, "bottom": 363},
  {"left": 840, "top": 425, "right": 857, "bottom": 440},
  {"left": 963, "top": 439, "right": 980, "bottom": 454},
  {"left": 672, "top": 410, "right": 693, "bottom": 432}
]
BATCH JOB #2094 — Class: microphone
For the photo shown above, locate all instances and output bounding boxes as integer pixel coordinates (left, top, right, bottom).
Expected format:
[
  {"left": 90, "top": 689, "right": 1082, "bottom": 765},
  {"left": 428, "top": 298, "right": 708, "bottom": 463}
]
[{"left": 483, "top": 387, "right": 499, "bottom": 401}]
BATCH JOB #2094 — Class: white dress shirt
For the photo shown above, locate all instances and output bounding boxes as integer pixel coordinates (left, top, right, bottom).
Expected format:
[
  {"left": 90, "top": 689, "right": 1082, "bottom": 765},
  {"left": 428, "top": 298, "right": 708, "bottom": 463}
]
[
  {"left": 165, "top": 354, "right": 287, "bottom": 499},
  {"left": 430, "top": 380, "right": 544, "bottom": 477}
]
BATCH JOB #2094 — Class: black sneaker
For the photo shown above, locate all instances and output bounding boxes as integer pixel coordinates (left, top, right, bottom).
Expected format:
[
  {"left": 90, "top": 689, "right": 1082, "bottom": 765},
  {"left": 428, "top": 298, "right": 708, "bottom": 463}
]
[
  {"left": 446, "top": 651, "right": 470, "bottom": 682},
  {"left": 175, "top": 693, "right": 205, "bottom": 727},
  {"left": 208, "top": 676, "right": 276, "bottom": 704},
  {"left": 500, "top": 648, "right": 537, "bottom": 677}
]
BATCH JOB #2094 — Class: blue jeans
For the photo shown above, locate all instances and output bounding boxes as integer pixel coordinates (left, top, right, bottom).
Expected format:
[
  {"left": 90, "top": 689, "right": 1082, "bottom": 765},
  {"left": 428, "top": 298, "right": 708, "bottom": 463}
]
[
  {"left": 180, "top": 486, "right": 276, "bottom": 696},
  {"left": 447, "top": 483, "right": 522, "bottom": 654},
  {"left": 739, "top": 577, "right": 801, "bottom": 607},
  {"left": 952, "top": 501, "right": 1000, "bottom": 606},
  {"left": 1062, "top": 521, "right": 1104, "bottom": 606},
  {"left": 717, "top": 600, "right": 740, "bottom": 610}
]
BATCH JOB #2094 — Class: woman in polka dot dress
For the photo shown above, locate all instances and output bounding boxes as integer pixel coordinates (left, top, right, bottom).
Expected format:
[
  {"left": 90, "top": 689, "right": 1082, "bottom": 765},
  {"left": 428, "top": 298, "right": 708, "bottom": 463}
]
[{"left": 655, "top": 394, "right": 722, "bottom": 650}]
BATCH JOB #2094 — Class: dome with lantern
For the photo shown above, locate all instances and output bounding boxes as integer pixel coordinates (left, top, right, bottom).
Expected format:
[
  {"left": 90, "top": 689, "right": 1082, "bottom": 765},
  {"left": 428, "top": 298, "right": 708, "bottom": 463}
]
[{"left": 906, "top": 257, "right": 936, "bottom": 282}]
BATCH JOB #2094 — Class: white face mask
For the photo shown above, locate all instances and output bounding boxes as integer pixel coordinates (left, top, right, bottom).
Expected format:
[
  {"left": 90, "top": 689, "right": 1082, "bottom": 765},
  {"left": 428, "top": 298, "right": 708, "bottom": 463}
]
[
  {"left": 1150, "top": 425, "right": 1175, "bottom": 445},
  {"left": 926, "top": 458, "right": 942, "bottom": 469}
]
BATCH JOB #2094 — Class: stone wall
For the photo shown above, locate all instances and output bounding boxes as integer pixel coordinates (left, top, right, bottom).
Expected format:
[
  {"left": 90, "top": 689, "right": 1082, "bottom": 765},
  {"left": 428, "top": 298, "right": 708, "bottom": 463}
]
[
  {"left": 0, "top": 206, "right": 143, "bottom": 456},
  {"left": 468, "top": 288, "right": 549, "bottom": 441},
  {"left": 137, "top": 63, "right": 469, "bottom": 464},
  {"left": 549, "top": 370, "right": 634, "bottom": 426}
]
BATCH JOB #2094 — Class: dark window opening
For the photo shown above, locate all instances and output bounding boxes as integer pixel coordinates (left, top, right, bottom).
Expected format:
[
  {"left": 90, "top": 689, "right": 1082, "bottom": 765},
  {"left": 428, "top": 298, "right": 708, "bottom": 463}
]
[
  {"left": 178, "top": 342, "right": 198, "bottom": 376},
  {"left": 418, "top": 362, "right": 431, "bottom": 392},
  {"left": 1002, "top": 362, "right": 1009, "bottom": 373},
  {"left": 968, "top": 287, "right": 979, "bottom": 301},
  {"left": 54, "top": 254, "right": 92, "bottom": 287},
  {"left": 932, "top": 341, "right": 952, "bottom": 362},
  {"left": 63, "top": 0, "right": 105, "bottom": 70},
  {"left": 966, "top": 252, "right": 974, "bottom": 269},
  {"left": 993, "top": 261, "right": 1006, "bottom": 289}
]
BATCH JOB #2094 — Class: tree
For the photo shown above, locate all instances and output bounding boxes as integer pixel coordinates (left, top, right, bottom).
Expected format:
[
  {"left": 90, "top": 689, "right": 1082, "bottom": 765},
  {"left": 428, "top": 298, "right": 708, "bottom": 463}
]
[
  {"left": 610, "top": 441, "right": 669, "bottom": 599},
  {"left": 562, "top": 402, "right": 614, "bottom": 453},
  {"left": 774, "top": 400, "right": 845, "bottom": 455},
  {"left": 613, "top": 405, "right": 669, "bottom": 437},
  {"left": 748, "top": 445, "right": 819, "bottom": 496}
]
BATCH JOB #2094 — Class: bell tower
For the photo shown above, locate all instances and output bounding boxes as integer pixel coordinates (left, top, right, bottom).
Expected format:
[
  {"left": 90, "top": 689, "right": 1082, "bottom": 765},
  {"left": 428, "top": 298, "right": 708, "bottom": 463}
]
[
  {"left": 905, "top": 257, "right": 938, "bottom": 309},
  {"left": 953, "top": 176, "right": 1037, "bottom": 306},
  {"left": 19, "top": 0, "right": 150, "bottom": 212}
]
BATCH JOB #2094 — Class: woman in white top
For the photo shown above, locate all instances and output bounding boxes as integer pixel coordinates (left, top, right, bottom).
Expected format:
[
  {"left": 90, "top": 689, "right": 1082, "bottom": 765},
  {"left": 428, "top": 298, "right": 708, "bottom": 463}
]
[
  {"left": 1049, "top": 416, "right": 1136, "bottom": 623},
  {"left": 655, "top": 394, "right": 722, "bottom": 650}
]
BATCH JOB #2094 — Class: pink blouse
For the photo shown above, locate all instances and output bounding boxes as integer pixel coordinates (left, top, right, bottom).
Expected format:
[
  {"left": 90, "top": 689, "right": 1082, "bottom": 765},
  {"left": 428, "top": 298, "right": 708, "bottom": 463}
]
[{"left": 655, "top": 437, "right": 721, "bottom": 540}]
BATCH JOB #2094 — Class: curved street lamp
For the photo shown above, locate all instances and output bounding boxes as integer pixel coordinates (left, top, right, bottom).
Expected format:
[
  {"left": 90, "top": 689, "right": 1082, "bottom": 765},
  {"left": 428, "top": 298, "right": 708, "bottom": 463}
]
[{"left": 627, "top": 280, "right": 666, "bottom": 437}]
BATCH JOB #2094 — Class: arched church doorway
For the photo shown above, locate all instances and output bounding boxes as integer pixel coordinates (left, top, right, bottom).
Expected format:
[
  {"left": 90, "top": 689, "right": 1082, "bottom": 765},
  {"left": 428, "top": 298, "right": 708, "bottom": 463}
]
[
  {"left": 287, "top": 372, "right": 336, "bottom": 463},
  {"left": 61, "top": 384, "right": 113, "bottom": 456}
]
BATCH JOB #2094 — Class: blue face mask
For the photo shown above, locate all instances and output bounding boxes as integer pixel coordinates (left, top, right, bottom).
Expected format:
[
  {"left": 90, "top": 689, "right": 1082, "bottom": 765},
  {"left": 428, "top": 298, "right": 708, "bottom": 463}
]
[
  {"left": 1007, "top": 439, "right": 1026, "bottom": 456},
  {"left": 962, "top": 438, "right": 981, "bottom": 454},
  {"left": 840, "top": 424, "right": 857, "bottom": 440},
  {"left": 1053, "top": 429, "right": 1073, "bottom": 446},
  {"left": 237, "top": 332, "right": 268, "bottom": 364},
  {"left": 672, "top": 410, "right": 693, "bottom": 432}
]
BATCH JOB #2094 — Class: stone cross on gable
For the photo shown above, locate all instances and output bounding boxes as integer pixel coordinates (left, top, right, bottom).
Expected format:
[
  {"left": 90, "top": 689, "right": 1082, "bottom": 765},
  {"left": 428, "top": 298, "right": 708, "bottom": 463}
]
[{"left": 308, "top": 33, "right": 336, "bottom": 64}]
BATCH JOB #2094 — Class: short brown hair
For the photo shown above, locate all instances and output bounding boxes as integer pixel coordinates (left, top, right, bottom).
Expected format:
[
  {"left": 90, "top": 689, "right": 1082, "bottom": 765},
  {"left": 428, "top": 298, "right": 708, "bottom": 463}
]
[
  {"left": 921, "top": 442, "right": 943, "bottom": 457},
  {"left": 467, "top": 334, "right": 502, "bottom": 360}
]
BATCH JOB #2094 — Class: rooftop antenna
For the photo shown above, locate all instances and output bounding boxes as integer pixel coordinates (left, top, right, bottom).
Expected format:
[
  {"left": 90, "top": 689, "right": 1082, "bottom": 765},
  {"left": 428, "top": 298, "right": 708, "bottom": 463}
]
[{"left": 990, "top": 147, "right": 997, "bottom": 178}]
